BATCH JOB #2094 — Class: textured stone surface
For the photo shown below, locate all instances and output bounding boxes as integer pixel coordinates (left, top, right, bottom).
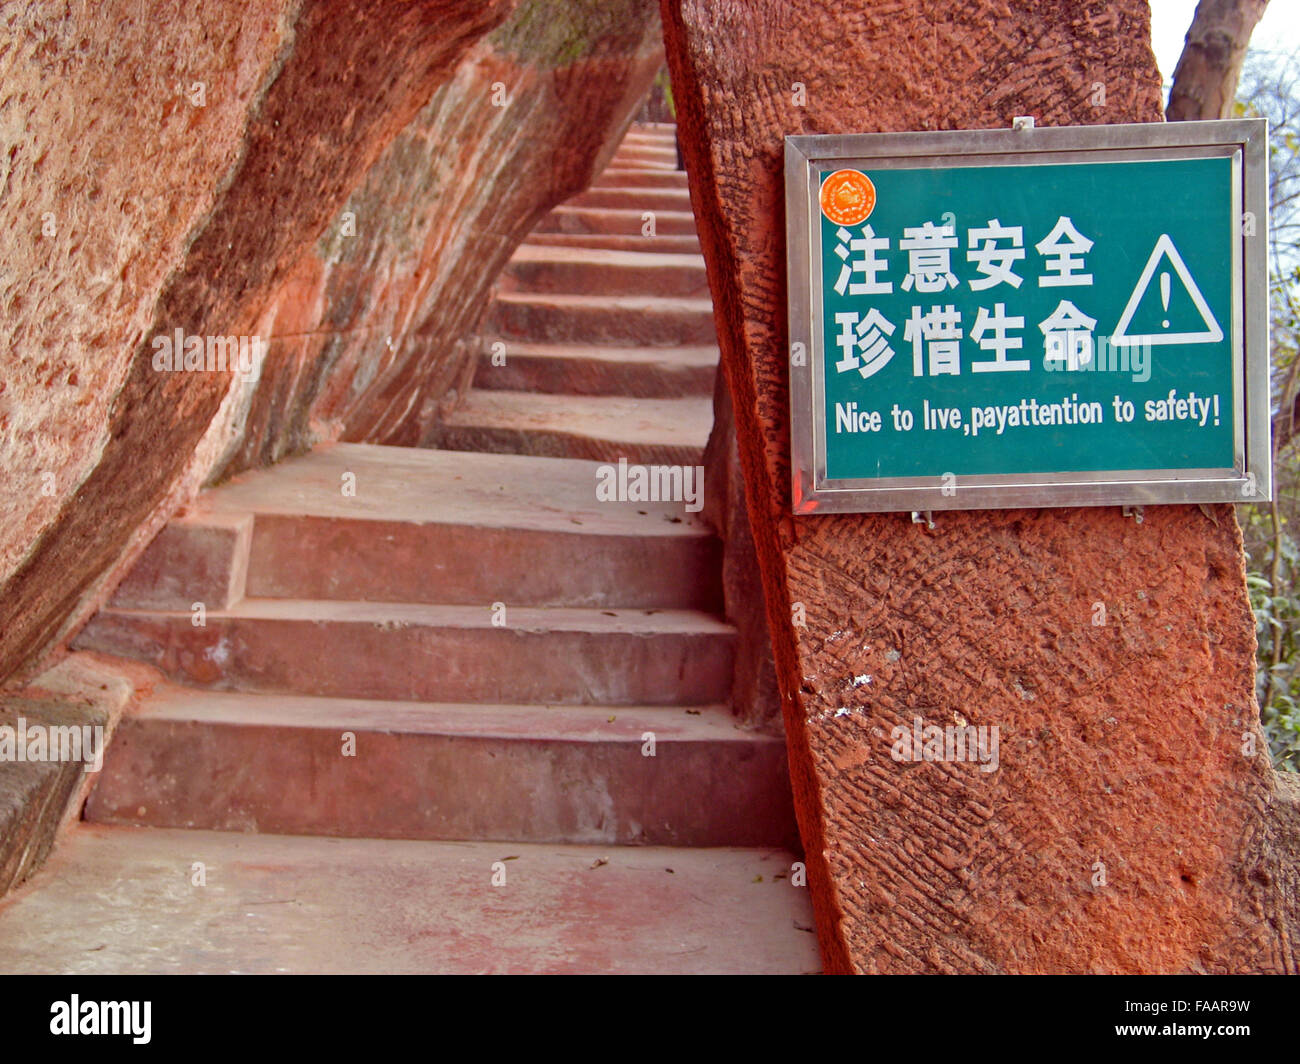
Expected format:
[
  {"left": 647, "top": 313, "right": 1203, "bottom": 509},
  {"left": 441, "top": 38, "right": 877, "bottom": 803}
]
[
  {"left": 0, "top": 654, "right": 146, "bottom": 895},
  {"left": 439, "top": 161, "right": 719, "bottom": 462},
  {"left": 0, "top": 826, "right": 819, "bottom": 974},
  {"left": 472, "top": 340, "right": 718, "bottom": 397},
  {"left": 534, "top": 206, "right": 700, "bottom": 237},
  {"left": 77, "top": 599, "right": 736, "bottom": 706},
  {"left": 662, "top": 0, "right": 1297, "bottom": 972},
  {"left": 489, "top": 293, "right": 717, "bottom": 347},
  {"left": 221, "top": 1, "right": 666, "bottom": 469},
  {"left": 122, "top": 443, "right": 725, "bottom": 610},
  {"left": 110, "top": 512, "right": 252, "bottom": 611},
  {"left": 499, "top": 246, "right": 708, "bottom": 299},
  {"left": 0, "top": 0, "right": 664, "bottom": 687},
  {"left": 703, "top": 367, "right": 782, "bottom": 736},
  {"left": 0, "top": 0, "right": 513, "bottom": 685},
  {"left": 438, "top": 391, "right": 712, "bottom": 464},
  {"left": 83, "top": 688, "right": 797, "bottom": 847},
  {"left": 0, "top": 0, "right": 293, "bottom": 592}
]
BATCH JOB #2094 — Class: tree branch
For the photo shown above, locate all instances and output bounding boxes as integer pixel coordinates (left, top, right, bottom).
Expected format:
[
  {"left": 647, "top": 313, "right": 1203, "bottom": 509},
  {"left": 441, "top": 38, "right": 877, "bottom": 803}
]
[{"left": 1166, "top": 0, "right": 1270, "bottom": 121}]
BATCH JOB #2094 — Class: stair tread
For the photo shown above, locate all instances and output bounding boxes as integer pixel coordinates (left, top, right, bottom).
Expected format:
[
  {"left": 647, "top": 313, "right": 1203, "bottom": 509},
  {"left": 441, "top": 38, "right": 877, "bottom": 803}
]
[
  {"left": 585, "top": 182, "right": 687, "bottom": 192},
  {"left": 574, "top": 193, "right": 692, "bottom": 209},
  {"left": 198, "top": 444, "right": 711, "bottom": 538},
  {"left": 596, "top": 166, "right": 689, "bottom": 180},
  {"left": 485, "top": 339, "right": 718, "bottom": 366},
  {"left": 546, "top": 205, "right": 696, "bottom": 222},
  {"left": 124, "top": 685, "right": 769, "bottom": 743},
  {"left": 0, "top": 825, "right": 817, "bottom": 974},
  {"left": 442, "top": 391, "right": 712, "bottom": 447},
  {"left": 525, "top": 233, "right": 701, "bottom": 252},
  {"left": 103, "top": 597, "right": 734, "bottom": 634},
  {"left": 608, "top": 162, "right": 677, "bottom": 172},
  {"left": 494, "top": 291, "right": 712, "bottom": 311},
  {"left": 508, "top": 244, "right": 704, "bottom": 269}
]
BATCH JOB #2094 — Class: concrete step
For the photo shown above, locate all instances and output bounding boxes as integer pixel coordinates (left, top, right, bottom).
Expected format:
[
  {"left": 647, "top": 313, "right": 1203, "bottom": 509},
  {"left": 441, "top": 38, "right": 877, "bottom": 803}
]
[
  {"left": 622, "top": 127, "right": 678, "bottom": 145},
  {"left": 474, "top": 340, "right": 717, "bottom": 398},
  {"left": 526, "top": 232, "right": 702, "bottom": 254},
  {"left": 0, "top": 655, "right": 138, "bottom": 896},
  {"left": 593, "top": 167, "right": 690, "bottom": 189},
  {"left": 499, "top": 245, "right": 708, "bottom": 298},
  {"left": 534, "top": 205, "right": 698, "bottom": 237},
  {"left": 111, "top": 445, "right": 722, "bottom": 611},
  {"left": 608, "top": 147, "right": 678, "bottom": 170},
  {"left": 75, "top": 599, "right": 735, "bottom": 706},
  {"left": 613, "top": 132, "right": 677, "bottom": 148},
  {"left": 0, "top": 825, "right": 819, "bottom": 973},
  {"left": 489, "top": 292, "right": 716, "bottom": 347},
  {"left": 437, "top": 390, "right": 712, "bottom": 465},
  {"left": 572, "top": 186, "right": 692, "bottom": 212},
  {"left": 84, "top": 687, "right": 797, "bottom": 847}
]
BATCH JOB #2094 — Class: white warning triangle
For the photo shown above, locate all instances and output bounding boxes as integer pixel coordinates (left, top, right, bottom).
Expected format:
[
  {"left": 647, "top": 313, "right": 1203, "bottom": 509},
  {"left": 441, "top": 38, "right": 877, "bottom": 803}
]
[{"left": 1110, "top": 233, "right": 1224, "bottom": 346}]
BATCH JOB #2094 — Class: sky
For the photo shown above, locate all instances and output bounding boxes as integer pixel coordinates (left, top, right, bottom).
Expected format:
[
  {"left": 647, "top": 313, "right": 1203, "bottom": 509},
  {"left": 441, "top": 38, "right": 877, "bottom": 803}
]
[{"left": 1148, "top": 0, "right": 1300, "bottom": 97}]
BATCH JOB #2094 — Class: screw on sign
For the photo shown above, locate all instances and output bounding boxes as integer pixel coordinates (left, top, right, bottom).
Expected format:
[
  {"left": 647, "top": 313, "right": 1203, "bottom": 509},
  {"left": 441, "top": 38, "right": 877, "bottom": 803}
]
[{"left": 821, "top": 170, "right": 876, "bottom": 227}]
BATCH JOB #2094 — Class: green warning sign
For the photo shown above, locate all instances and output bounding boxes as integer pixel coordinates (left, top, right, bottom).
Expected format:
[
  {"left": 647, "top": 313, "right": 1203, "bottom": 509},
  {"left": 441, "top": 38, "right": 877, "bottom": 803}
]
[{"left": 785, "top": 121, "right": 1271, "bottom": 514}]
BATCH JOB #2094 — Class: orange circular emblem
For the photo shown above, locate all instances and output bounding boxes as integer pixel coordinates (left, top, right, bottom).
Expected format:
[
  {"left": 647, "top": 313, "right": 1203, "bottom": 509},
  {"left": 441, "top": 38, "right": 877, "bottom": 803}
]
[{"left": 820, "top": 169, "right": 876, "bottom": 226}]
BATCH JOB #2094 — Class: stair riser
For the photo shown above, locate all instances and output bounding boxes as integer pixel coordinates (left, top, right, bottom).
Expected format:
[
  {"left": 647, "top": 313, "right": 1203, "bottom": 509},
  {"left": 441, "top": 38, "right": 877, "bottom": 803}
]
[
  {"left": 110, "top": 514, "right": 251, "bottom": 611},
  {"left": 243, "top": 515, "right": 722, "bottom": 610},
  {"left": 526, "top": 233, "right": 701, "bottom": 254},
  {"left": 500, "top": 258, "right": 708, "bottom": 298},
  {"left": 534, "top": 208, "right": 698, "bottom": 237},
  {"left": 593, "top": 169, "right": 690, "bottom": 189},
  {"left": 436, "top": 425, "right": 704, "bottom": 466},
  {"left": 85, "top": 720, "right": 797, "bottom": 847},
  {"left": 76, "top": 613, "right": 734, "bottom": 705},
  {"left": 571, "top": 188, "right": 692, "bottom": 212},
  {"left": 608, "top": 154, "right": 677, "bottom": 172},
  {"left": 473, "top": 350, "right": 716, "bottom": 398},
  {"left": 488, "top": 300, "right": 716, "bottom": 347},
  {"left": 617, "top": 134, "right": 677, "bottom": 149},
  {"left": 611, "top": 146, "right": 681, "bottom": 165}
]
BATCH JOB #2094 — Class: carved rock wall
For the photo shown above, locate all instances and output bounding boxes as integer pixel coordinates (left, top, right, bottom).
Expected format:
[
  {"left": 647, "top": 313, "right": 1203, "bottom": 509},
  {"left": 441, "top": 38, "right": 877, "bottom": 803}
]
[
  {"left": 661, "top": 0, "right": 1297, "bottom": 973},
  {"left": 0, "top": 0, "right": 662, "bottom": 685}
]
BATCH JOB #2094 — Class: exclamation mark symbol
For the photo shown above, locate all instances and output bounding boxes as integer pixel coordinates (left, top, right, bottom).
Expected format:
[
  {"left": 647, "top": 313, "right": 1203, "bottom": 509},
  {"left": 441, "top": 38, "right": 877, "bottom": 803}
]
[{"left": 1160, "top": 271, "right": 1170, "bottom": 329}]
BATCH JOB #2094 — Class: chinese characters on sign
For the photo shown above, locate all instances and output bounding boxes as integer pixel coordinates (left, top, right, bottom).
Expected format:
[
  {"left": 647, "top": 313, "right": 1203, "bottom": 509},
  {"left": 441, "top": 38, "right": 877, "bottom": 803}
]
[{"left": 830, "top": 213, "right": 1213, "bottom": 383}]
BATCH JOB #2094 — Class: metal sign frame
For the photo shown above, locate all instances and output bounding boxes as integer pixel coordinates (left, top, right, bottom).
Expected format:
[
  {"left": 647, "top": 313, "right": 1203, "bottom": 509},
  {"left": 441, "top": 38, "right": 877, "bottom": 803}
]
[{"left": 784, "top": 119, "right": 1271, "bottom": 515}]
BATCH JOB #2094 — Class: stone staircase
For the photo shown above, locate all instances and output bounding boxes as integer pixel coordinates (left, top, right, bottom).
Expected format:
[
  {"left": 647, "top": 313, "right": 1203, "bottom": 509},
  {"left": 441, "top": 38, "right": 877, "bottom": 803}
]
[
  {"left": 439, "top": 126, "right": 715, "bottom": 467},
  {"left": 0, "top": 123, "right": 819, "bottom": 974}
]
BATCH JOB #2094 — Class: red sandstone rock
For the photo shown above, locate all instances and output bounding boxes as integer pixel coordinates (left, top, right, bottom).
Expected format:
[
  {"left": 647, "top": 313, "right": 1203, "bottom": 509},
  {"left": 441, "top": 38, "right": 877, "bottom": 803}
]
[
  {"left": 662, "top": 0, "right": 1298, "bottom": 972},
  {"left": 0, "top": 0, "right": 664, "bottom": 686},
  {"left": 83, "top": 688, "right": 796, "bottom": 847},
  {"left": 221, "top": 5, "right": 666, "bottom": 469}
]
